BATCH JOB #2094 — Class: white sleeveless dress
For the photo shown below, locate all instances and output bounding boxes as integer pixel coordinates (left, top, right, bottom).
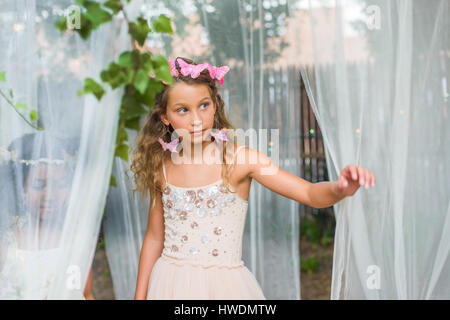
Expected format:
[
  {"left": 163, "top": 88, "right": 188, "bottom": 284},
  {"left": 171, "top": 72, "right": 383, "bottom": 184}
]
[
  {"left": 0, "top": 230, "right": 85, "bottom": 299},
  {"left": 147, "top": 146, "right": 266, "bottom": 300}
]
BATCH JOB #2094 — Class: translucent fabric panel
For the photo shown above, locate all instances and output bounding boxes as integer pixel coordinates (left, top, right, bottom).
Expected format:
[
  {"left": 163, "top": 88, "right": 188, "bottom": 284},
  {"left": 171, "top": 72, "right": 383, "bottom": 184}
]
[
  {"left": 296, "top": 0, "right": 449, "bottom": 299},
  {"left": 103, "top": 130, "right": 149, "bottom": 300},
  {"left": 0, "top": 0, "right": 129, "bottom": 299},
  {"left": 103, "top": 0, "right": 301, "bottom": 299},
  {"left": 101, "top": 1, "right": 151, "bottom": 301}
]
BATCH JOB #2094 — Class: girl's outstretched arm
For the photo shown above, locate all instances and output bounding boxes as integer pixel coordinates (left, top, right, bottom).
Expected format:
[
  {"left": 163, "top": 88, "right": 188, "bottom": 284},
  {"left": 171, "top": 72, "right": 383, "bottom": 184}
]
[
  {"left": 242, "top": 148, "right": 375, "bottom": 209},
  {"left": 134, "top": 190, "right": 165, "bottom": 300}
]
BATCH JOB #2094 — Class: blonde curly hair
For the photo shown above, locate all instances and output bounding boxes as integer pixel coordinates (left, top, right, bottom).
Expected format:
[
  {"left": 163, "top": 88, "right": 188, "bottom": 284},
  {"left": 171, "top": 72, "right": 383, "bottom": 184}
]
[{"left": 129, "top": 57, "right": 238, "bottom": 210}]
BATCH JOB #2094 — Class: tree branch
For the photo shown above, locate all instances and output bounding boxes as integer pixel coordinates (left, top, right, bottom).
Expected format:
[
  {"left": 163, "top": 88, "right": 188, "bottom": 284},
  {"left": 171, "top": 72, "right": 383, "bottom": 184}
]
[{"left": 0, "top": 88, "right": 42, "bottom": 130}]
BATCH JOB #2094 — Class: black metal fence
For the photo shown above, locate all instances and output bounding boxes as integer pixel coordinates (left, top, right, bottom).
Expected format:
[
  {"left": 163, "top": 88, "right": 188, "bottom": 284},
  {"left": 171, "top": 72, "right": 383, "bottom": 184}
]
[{"left": 298, "top": 68, "right": 334, "bottom": 220}]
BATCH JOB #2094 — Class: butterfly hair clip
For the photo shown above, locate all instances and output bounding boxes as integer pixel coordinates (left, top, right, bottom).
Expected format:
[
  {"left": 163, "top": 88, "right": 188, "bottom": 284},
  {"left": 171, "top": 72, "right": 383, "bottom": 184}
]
[
  {"left": 210, "top": 129, "right": 228, "bottom": 142},
  {"left": 158, "top": 138, "right": 180, "bottom": 153},
  {"left": 206, "top": 64, "right": 230, "bottom": 85},
  {"left": 169, "top": 58, "right": 230, "bottom": 86}
]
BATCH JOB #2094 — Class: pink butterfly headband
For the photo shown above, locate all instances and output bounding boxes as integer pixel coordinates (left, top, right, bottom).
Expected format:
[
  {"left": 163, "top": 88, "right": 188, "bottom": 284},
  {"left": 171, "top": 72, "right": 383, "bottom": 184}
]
[{"left": 169, "top": 58, "right": 230, "bottom": 85}]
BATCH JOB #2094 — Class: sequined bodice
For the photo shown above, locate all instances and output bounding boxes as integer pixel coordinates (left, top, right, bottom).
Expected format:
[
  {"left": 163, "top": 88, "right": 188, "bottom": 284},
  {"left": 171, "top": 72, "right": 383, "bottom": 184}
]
[{"left": 161, "top": 179, "right": 248, "bottom": 268}]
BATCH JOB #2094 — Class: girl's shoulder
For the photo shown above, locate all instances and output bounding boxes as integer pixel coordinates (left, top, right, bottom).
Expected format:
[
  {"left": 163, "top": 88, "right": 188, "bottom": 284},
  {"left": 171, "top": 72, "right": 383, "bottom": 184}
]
[
  {"left": 226, "top": 141, "right": 248, "bottom": 154},
  {"left": 228, "top": 142, "right": 256, "bottom": 159},
  {"left": 229, "top": 144, "right": 273, "bottom": 172}
]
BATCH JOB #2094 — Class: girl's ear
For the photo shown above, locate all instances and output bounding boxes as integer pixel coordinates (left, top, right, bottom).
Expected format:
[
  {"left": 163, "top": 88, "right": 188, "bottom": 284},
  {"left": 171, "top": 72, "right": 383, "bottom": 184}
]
[{"left": 160, "top": 113, "right": 170, "bottom": 126}]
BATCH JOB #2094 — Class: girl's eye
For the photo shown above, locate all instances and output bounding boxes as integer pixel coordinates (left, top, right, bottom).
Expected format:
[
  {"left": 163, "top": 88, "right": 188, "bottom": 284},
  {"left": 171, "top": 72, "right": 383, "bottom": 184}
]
[{"left": 177, "top": 103, "right": 209, "bottom": 114}]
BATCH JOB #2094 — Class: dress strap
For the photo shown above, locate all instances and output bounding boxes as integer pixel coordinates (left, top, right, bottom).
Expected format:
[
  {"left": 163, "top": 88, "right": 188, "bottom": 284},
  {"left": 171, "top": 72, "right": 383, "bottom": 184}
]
[{"left": 162, "top": 161, "right": 168, "bottom": 184}]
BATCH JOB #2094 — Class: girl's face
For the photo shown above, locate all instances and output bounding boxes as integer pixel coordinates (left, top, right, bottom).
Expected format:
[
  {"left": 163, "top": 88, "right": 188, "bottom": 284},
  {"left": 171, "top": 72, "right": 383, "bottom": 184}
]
[
  {"left": 161, "top": 82, "right": 216, "bottom": 145},
  {"left": 23, "top": 163, "right": 70, "bottom": 221}
]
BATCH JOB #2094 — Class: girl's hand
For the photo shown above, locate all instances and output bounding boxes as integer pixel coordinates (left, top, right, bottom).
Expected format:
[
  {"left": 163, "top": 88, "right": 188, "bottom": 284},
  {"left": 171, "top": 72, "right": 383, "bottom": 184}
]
[{"left": 334, "top": 164, "right": 376, "bottom": 197}]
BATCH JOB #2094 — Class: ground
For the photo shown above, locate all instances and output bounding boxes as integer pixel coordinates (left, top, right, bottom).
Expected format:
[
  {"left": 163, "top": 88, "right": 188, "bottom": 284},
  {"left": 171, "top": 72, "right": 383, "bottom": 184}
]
[
  {"left": 91, "top": 241, "right": 115, "bottom": 300},
  {"left": 299, "top": 235, "right": 334, "bottom": 299}
]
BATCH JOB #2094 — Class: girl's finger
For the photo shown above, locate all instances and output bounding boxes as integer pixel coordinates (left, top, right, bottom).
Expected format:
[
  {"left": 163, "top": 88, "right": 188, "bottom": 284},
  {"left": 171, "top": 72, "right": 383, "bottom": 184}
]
[
  {"left": 341, "top": 175, "right": 349, "bottom": 188},
  {"left": 343, "top": 167, "right": 352, "bottom": 181},
  {"left": 364, "top": 170, "right": 371, "bottom": 189},
  {"left": 357, "top": 166, "right": 365, "bottom": 185},
  {"left": 369, "top": 171, "right": 374, "bottom": 187},
  {"left": 350, "top": 165, "right": 358, "bottom": 180},
  {"left": 338, "top": 175, "right": 345, "bottom": 188},
  {"left": 362, "top": 169, "right": 367, "bottom": 188}
]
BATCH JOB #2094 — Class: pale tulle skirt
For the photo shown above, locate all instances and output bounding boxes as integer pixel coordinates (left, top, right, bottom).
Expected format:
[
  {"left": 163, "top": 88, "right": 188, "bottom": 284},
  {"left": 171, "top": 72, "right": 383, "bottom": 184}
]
[{"left": 147, "top": 255, "right": 266, "bottom": 300}]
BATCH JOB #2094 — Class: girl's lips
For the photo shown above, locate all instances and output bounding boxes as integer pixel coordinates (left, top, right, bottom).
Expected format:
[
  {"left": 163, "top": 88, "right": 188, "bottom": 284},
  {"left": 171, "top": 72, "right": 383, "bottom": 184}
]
[{"left": 191, "top": 129, "right": 205, "bottom": 135}]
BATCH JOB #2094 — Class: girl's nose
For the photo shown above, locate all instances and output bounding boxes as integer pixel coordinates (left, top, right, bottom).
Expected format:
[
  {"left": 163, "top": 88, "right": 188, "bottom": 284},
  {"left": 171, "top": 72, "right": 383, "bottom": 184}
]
[{"left": 192, "top": 119, "right": 203, "bottom": 128}]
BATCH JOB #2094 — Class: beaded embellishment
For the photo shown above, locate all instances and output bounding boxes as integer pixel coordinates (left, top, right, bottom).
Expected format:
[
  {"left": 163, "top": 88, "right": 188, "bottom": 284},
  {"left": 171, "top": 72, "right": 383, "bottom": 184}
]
[
  {"left": 161, "top": 178, "right": 247, "bottom": 261},
  {"left": 162, "top": 181, "right": 236, "bottom": 219}
]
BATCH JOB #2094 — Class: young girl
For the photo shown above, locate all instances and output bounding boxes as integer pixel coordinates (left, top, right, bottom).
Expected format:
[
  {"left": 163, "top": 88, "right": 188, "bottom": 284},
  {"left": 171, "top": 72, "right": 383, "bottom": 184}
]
[
  {"left": 132, "top": 57, "right": 376, "bottom": 300},
  {"left": 0, "top": 133, "right": 94, "bottom": 299}
]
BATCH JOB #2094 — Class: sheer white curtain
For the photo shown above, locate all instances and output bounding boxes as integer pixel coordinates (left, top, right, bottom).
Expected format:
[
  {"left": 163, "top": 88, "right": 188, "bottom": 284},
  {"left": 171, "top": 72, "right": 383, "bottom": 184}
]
[
  {"left": 103, "top": 0, "right": 301, "bottom": 299},
  {"left": 103, "top": 129, "right": 149, "bottom": 300},
  {"left": 0, "top": 0, "right": 129, "bottom": 299},
  {"left": 297, "top": 0, "right": 449, "bottom": 299}
]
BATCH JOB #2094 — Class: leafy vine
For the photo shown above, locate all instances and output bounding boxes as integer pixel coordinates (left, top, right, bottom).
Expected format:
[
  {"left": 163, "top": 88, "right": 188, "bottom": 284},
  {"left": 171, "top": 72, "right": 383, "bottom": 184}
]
[{"left": 55, "top": 0, "right": 174, "bottom": 186}]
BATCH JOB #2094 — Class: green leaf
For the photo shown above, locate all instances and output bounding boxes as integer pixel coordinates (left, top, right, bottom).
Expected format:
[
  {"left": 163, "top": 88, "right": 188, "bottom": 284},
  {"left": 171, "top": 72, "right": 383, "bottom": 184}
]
[
  {"left": 110, "top": 174, "right": 117, "bottom": 187},
  {"left": 97, "top": 237, "right": 106, "bottom": 249},
  {"left": 122, "top": 95, "right": 148, "bottom": 120},
  {"left": 8, "top": 89, "right": 13, "bottom": 98},
  {"left": 137, "top": 78, "right": 164, "bottom": 107},
  {"left": 55, "top": 11, "right": 94, "bottom": 38},
  {"left": 300, "top": 256, "right": 320, "bottom": 274},
  {"left": 151, "top": 55, "right": 166, "bottom": 68},
  {"left": 77, "top": 14, "right": 95, "bottom": 39},
  {"left": 133, "top": 68, "right": 150, "bottom": 95},
  {"left": 140, "top": 52, "right": 153, "bottom": 73},
  {"left": 103, "top": 0, "right": 122, "bottom": 14},
  {"left": 84, "top": 1, "right": 113, "bottom": 28},
  {"left": 126, "top": 69, "right": 136, "bottom": 84},
  {"left": 152, "top": 55, "right": 172, "bottom": 84},
  {"left": 54, "top": 17, "right": 68, "bottom": 33},
  {"left": 116, "top": 125, "right": 128, "bottom": 145},
  {"left": 129, "top": 17, "right": 151, "bottom": 46},
  {"left": 15, "top": 103, "right": 28, "bottom": 110},
  {"left": 78, "top": 78, "right": 105, "bottom": 100},
  {"left": 101, "top": 62, "right": 128, "bottom": 89},
  {"left": 125, "top": 116, "right": 141, "bottom": 130},
  {"left": 29, "top": 110, "right": 38, "bottom": 121},
  {"left": 115, "top": 143, "right": 129, "bottom": 162},
  {"left": 152, "top": 14, "right": 173, "bottom": 34},
  {"left": 118, "top": 50, "right": 137, "bottom": 69},
  {"left": 0, "top": 71, "right": 6, "bottom": 82}
]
